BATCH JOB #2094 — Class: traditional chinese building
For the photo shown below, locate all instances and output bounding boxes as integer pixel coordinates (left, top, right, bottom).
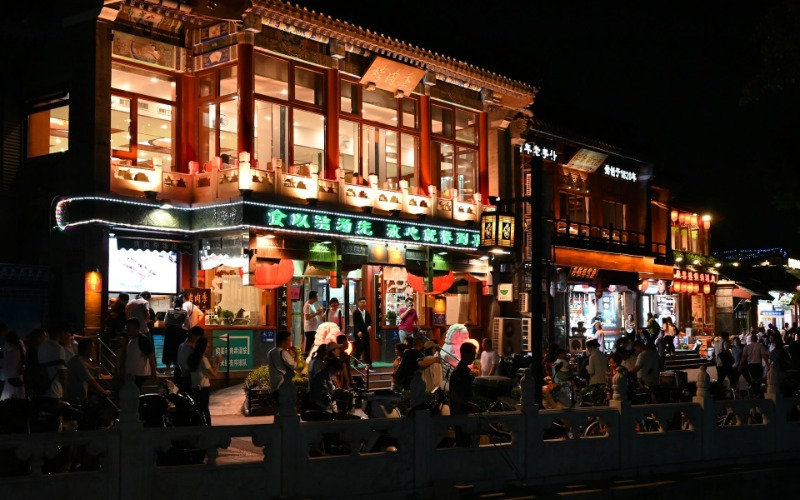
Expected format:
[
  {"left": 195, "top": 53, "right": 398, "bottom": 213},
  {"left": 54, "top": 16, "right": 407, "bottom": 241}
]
[{"left": 1, "top": 0, "right": 535, "bottom": 369}]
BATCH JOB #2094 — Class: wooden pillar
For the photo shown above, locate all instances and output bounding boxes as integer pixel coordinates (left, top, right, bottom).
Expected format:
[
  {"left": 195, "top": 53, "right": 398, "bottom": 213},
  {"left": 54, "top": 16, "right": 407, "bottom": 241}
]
[
  {"left": 419, "top": 95, "right": 432, "bottom": 190},
  {"left": 237, "top": 31, "right": 255, "bottom": 156},
  {"left": 478, "top": 111, "right": 489, "bottom": 201},
  {"left": 176, "top": 73, "right": 197, "bottom": 172},
  {"left": 325, "top": 67, "right": 340, "bottom": 180}
]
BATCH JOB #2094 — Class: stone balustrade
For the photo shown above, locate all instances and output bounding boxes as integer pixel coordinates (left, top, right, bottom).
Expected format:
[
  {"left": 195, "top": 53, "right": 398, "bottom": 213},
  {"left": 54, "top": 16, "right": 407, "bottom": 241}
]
[{"left": 2, "top": 368, "right": 799, "bottom": 499}]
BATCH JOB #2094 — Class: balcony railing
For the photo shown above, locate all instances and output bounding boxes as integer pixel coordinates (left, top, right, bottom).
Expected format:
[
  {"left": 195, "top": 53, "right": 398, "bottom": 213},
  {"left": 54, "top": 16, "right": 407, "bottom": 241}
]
[
  {"left": 110, "top": 159, "right": 483, "bottom": 223},
  {"left": 554, "top": 218, "right": 649, "bottom": 254}
]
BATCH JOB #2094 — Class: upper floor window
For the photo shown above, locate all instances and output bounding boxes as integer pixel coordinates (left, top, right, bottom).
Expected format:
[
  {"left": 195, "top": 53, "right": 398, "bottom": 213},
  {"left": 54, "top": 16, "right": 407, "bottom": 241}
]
[
  {"left": 602, "top": 200, "right": 626, "bottom": 230},
  {"left": 255, "top": 54, "right": 289, "bottom": 100},
  {"left": 111, "top": 64, "right": 176, "bottom": 169},
  {"left": 27, "top": 93, "right": 69, "bottom": 158},
  {"left": 199, "top": 65, "right": 236, "bottom": 100},
  {"left": 455, "top": 108, "right": 477, "bottom": 145},
  {"left": 431, "top": 105, "right": 453, "bottom": 137},
  {"left": 292, "top": 109, "right": 325, "bottom": 174},
  {"left": 294, "top": 67, "right": 324, "bottom": 106},
  {"left": 560, "top": 192, "right": 589, "bottom": 224},
  {"left": 255, "top": 100, "right": 288, "bottom": 171},
  {"left": 401, "top": 98, "right": 418, "bottom": 129},
  {"left": 341, "top": 80, "right": 359, "bottom": 115},
  {"left": 198, "top": 99, "right": 238, "bottom": 168},
  {"left": 363, "top": 88, "right": 397, "bottom": 126}
]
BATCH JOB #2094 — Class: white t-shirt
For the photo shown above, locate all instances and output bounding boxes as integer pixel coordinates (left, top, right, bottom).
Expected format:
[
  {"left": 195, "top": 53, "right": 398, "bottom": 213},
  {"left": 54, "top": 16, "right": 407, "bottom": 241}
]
[
  {"left": 303, "top": 302, "right": 321, "bottom": 332},
  {"left": 126, "top": 298, "right": 151, "bottom": 333},
  {"left": 327, "top": 308, "right": 343, "bottom": 328},
  {"left": 182, "top": 301, "right": 196, "bottom": 330},
  {"left": 125, "top": 336, "right": 152, "bottom": 377},
  {"left": 190, "top": 357, "right": 212, "bottom": 388},
  {"left": 38, "top": 339, "right": 67, "bottom": 399},
  {"left": 480, "top": 350, "right": 500, "bottom": 376}
]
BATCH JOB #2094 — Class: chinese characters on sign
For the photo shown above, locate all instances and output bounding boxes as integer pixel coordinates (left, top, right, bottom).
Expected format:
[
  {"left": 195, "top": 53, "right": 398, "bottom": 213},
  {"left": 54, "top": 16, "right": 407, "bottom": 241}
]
[
  {"left": 212, "top": 332, "right": 253, "bottom": 371},
  {"left": 673, "top": 270, "right": 718, "bottom": 283},
  {"left": 602, "top": 165, "right": 637, "bottom": 182},
  {"left": 519, "top": 142, "right": 558, "bottom": 161},
  {"left": 184, "top": 288, "right": 212, "bottom": 311},
  {"left": 569, "top": 267, "right": 599, "bottom": 280},
  {"left": 264, "top": 207, "right": 479, "bottom": 249}
]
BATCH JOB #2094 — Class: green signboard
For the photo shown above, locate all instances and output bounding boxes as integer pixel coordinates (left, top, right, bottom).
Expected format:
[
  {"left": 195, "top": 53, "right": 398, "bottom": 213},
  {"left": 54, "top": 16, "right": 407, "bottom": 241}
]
[
  {"left": 263, "top": 205, "right": 480, "bottom": 249},
  {"left": 212, "top": 331, "right": 253, "bottom": 371}
]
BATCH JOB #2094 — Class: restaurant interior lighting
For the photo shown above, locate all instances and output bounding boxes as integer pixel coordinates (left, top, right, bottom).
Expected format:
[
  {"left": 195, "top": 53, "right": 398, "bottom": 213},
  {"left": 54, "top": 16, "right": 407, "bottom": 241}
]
[
  {"left": 693, "top": 259, "right": 701, "bottom": 265},
  {"left": 675, "top": 256, "right": 683, "bottom": 263}
]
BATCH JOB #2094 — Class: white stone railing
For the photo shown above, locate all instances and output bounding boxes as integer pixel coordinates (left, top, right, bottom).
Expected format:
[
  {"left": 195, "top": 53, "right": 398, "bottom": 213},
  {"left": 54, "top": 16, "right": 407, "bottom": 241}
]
[{"left": 3, "top": 367, "right": 800, "bottom": 499}]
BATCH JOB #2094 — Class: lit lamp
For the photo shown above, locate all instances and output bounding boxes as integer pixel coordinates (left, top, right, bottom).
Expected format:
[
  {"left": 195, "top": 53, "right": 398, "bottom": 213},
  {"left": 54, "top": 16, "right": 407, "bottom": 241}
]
[
  {"left": 238, "top": 151, "right": 252, "bottom": 196},
  {"left": 702, "top": 214, "right": 711, "bottom": 230},
  {"left": 673, "top": 280, "right": 682, "bottom": 293},
  {"left": 690, "top": 214, "right": 698, "bottom": 228},
  {"left": 479, "top": 199, "right": 516, "bottom": 254},
  {"left": 703, "top": 283, "right": 711, "bottom": 295},
  {"left": 670, "top": 210, "right": 679, "bottom": 224},
  {"left": 85, "top": 270, "right": 102, "bottom": 293},
  {"left": 678, "top": 213, "right": 686, "bottom": 226},
  {"left": 693, "top": 282, "right": 700, "bottom": 294}
]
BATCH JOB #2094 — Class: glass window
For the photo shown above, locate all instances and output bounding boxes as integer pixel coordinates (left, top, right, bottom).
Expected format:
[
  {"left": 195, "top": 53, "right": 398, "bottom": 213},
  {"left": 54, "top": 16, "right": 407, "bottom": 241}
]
[
  {"left": 433, "top": 141, "right": 455, "bottom": 197},
  {"left": 292, "top": 109, "right": 325, "bottom": 174},
  {"left": 456, "top": 148, "right": 477, "bottom": 199},
  {"left": 400, "top": 133, "right": 418, "bottom": 189},
  {"left": 136, "top": 99, "right": 174, "bottom": 169},
  {"left": 341, "top": 80, "right": 359, "bottom": 115},
  {"left": 339, "top": 119, "right": 359, "bottom": 173},
  {"left": 219, "top": 66, "right": 237, "bottom": 97},
  {"left": 401, "top": 98, "right": 418, "bottom": 129},
  {"left": 255, "top": 54, "right": 289, "bottom": 100},
  {"left": 431, "top": 105, "right": 453, "bottom": 137},
  {"left": 455, "top": 108, "right": 477, "bottom": 145},
  {"left": 219, "top": 99, "right": 238, "bottom": 160},
  {"left": 294, "top": 67, "right": 324, "bottom": 106},
  {"left": 199, "top": 73, "right": 214, "bottom": 99},
  {"left": 112, "top": 64, "right": 175, "bottom": 101},
  {"left": 363, "top": 125, "right": 399, "bottom": 189},
  {"left": 255, "top": 100, "right": 288, "bottom": 171},
  {"left": 602, "top": 200, "right": 626, "bottom": 229},
  {"left": 363, "top": 88, "right": 397, "bottom": 126},
  {"left": 27, "top": 95, "right": 69, "bottom": 158},
  {"left": 110, "top": 95, "right": 130, "bottom": 153},
  {"left": 199, "top": 102, "right": 219, "bottom": 163},
  {"left": 560, "top": 193, "right": 588, "bottom": 224}
]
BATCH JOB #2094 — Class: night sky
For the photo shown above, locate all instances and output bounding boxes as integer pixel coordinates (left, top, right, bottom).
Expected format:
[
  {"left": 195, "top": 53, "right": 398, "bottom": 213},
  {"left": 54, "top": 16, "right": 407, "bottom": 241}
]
[{"left": 295, "top": 0, "right": 800, "bottom": 254}]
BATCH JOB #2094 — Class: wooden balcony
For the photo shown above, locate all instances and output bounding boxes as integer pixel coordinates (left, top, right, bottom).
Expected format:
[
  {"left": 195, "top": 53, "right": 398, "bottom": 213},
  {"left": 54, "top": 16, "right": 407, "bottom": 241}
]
[{"left": 554, "top": 218, "right": 653, "bottom": 255}]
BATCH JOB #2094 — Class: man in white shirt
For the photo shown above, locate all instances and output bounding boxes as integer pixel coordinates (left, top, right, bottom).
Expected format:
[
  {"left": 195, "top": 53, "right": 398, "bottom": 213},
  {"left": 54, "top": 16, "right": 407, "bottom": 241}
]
[
  {"left": 480, "top": 337, "right": 500, "bottom": 376},
  {"left": 303, "top": 291, "right": 324, "bottom": 355},
  {"left": 126, "top": 291, "right": 152, "bottom": 334},
  {"left": 181, "top": 291, "right": 204, "bottom": 330},
  {"left": 37, "top": 325, "right": 71, "bottom": 400},
  {"left": 120, "top": 318, "right": 157, "bottom": 393},
  {"left": 585, "top": 339, "right": 607, "bottom": 386}
]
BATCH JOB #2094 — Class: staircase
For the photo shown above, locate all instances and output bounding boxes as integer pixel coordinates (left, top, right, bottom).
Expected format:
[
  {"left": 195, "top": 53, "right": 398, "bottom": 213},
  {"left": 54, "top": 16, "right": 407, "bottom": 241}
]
[
  {"left": 356, "top": 363, "right": 393, "bottom": 391},
  {"left": 665, "top": 349, "right": 714, "bottom": 371}
]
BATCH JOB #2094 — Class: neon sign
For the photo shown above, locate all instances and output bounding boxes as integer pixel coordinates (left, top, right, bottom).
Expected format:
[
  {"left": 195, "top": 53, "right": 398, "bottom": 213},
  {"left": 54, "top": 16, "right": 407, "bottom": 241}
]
[
  {"left": 265, "top": 207, "right": 479, "bottom": 249},
  {"left": 519, "top": 142, "right": 558, "bottom": 161},
  {"left": 602, "top": 164, "right": 637, "bottom": 182}
]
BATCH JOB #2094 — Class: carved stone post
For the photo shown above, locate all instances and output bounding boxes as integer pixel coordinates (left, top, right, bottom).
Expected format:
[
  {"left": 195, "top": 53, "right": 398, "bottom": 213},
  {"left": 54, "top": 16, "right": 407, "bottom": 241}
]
[
  {"left": 118, "top": 374, "right": 151, "bottom": 500},
  {"left": 277, "top": 379, "right": 301, "bottom": 498},
  {"left": 764, "top": 364, "right": 786, "bottom": 452},
  {"left": 519, "top": 368, "right": 541, "bottom": 482},
  {"left": 691, "top": 365, "right": 717, "bottom": 460}
]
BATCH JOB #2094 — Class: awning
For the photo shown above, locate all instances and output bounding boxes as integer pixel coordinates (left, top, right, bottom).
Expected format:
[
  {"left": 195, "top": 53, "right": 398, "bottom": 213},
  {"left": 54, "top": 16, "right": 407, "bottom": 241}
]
[
  {"left": 116, "top": 236, "right": 193, "bottom": 254},
  {"left": 407, "top": 271, "right": 455, "bottom": 295},
  {"left": 254, "top": 259, "right": 294, "bottom": 289}
]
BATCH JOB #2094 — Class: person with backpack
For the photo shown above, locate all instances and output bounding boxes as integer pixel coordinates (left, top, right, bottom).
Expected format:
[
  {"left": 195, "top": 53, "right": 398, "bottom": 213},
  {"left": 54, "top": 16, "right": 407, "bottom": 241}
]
[
  {"left": 163, "top": 296, "right": 189, "bottom": 376},
  {"left": 120, "top": 318, "right": 157, "bottom": 393},
  {"left": 713, "top": 332, "right": 733, "bottom": 384}
]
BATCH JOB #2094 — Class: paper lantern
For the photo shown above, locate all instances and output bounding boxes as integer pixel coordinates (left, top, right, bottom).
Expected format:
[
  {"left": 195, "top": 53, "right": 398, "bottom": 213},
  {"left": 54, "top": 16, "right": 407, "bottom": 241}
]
[
  {"left": 673, "top": 280, "right": 682, "bottom": 293},
  {"left": 670, "top": 210, "right": 679, "bottom": 223},
  {"left": 693, "top": 282, "right": 700, "bottom": 294},
  {"left": 703, "top": 283, "right": 711, "bottom": 295},
  {"left": 678, "top": 213, "right": 686, "bottom": 225},
  {"left": 690, "top": 215, "right": 698, "bottom": 228}
]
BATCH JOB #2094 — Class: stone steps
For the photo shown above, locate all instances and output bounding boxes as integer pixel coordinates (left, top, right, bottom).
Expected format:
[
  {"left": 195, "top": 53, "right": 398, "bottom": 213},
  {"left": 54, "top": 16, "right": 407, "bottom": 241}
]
[{"left": 665, "top": 349, "right": 713, "bottom": 371}]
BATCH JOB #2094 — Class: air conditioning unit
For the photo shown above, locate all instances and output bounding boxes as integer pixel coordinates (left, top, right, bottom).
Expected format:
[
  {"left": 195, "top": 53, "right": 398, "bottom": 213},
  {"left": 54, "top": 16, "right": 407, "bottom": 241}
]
[
  {"left": 519, "top": 293, "right": 530, "bottom": 313},
  {"left": 521, "top": 317, "right": 531, "bottom": 352},
  {"left": 492, "top": 317, "right": 522, "bottom": 356}
]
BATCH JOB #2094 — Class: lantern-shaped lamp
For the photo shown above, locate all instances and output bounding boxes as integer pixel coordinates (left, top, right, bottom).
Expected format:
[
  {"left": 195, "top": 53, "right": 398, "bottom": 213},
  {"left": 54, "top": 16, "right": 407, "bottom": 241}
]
[
  {"left": 238, "top": 151, "right": 252, "bottom": 192},
  {"left": 693, "top": 282, "right": 700, "bottom": 294},
  {"left": 480, "top": 204, "right": 516, "bottom": 253},
  {"left": 702, "top": 214, "right": 711, "bottom": 230},
  {"left": 703, "top": 283, "right": 711, "bottom": 295},
  {"left": 690, "top": 214, "right": 698, "bottom": 228},
  {"left": 670, "top": 210, "right": 679, "bottom": 224},
  {"left": 673, "top": 280, "right": 682, "bottom": 293},
  {"left": 678, "top": 213, "right": 686, "bottom": 225}
]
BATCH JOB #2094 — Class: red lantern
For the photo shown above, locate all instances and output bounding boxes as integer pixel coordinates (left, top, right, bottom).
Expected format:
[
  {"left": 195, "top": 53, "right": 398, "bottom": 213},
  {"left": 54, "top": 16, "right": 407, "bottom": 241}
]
[
  {"left": 703, "top": 283, "right": 711, "bottom": 295},
  {"left": 670, "top": 210, "right": 679, "bottom": 224},
  {"left": 678, "top": 213, "right": 686, "bottom": 225},
  {"left": 690, "top": 215, "right": 698, "bottom": 228},
  {"left": 693, "top": 282, "right": 700, "bottom": 294},
  {"left": 673, "top": 280, "right": 682, "bottom": 293}
]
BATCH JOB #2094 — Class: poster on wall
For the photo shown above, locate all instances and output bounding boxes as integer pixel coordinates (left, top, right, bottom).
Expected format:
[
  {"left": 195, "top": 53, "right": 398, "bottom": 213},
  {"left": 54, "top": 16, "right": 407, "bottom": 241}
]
[
  {"left": 597, "top": 294, "right": 618, "bottom": 333},
  {"left": 655, "top": 295, "right": 677, "bottom": 325},
  {"left": 108, "top": 238, "right": 177, "bottom": 294}
]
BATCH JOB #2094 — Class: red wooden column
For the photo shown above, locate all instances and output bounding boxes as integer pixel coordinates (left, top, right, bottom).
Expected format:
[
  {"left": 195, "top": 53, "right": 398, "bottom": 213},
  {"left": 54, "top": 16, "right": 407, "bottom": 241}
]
[
  {"left": 237, "top": 31, "right": 255, "bottom": 156},
  {"left": 478, "top": 111, "right": 489, "bottom": 202},
  {"left": 325, "top": 68, "right": 340, "bottom": 180},
  {"left": 176, "top": 73, "right": 197, "bottom": 173},
  {"left": 419, "top": 94, "right": 432, "bottom": 191}
]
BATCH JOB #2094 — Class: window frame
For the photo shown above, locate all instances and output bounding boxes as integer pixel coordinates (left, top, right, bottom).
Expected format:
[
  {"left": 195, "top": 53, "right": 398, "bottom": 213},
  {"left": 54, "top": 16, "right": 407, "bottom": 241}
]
[{"left": 26, "top": 91, "right": 70, "bottom": 159}]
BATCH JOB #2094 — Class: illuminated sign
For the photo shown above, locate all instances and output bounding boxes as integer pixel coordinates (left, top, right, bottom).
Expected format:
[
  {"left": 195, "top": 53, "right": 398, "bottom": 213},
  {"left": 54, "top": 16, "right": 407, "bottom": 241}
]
[
  {"left": 519, "top": 142, "right": 558, "bottom": 161},
  {"left": 788, "top": 258, "right": 800, "bottom": 269},
  {"left": 602, "top": 164, "right": 637, "bottom": 182},
  {"left": 480, "top": 212, "right": 515, "bottom": 248},
  {"left": 569, "top": 267, "right": 599, "bottom": 280},
  {"left": 264, "top": 207, "right": 479, "bottom": 249},
  {"left": 673, "top": 269, "right": 718, "bottom": 283},
  {"left": 567, "top": 148, "right": 607, "bottom": 171}
]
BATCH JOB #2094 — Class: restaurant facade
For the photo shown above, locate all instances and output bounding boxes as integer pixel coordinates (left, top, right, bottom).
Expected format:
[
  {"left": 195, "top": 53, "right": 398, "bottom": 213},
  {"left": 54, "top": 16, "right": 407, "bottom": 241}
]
[{"left": 2, "top": 0, "right": 535, "bottom": 371}]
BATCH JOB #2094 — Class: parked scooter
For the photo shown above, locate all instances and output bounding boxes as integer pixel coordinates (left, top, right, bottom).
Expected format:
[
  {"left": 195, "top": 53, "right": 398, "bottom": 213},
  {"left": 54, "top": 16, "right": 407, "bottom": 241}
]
[{"left": 139, "top": 380, "right": 207, "bottom": 465}]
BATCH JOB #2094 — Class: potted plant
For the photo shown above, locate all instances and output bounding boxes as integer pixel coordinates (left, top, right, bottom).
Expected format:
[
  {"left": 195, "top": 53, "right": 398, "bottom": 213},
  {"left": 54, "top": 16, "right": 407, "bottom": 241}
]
[
  {"left": 244, "top": 365, "right": 277, "bottom": 416},
  {"left": 221, "top": 309, "right": 235, "bottom": 325},
  {"left": 385, "top": 309, "right": 398, "bottom": 326}
]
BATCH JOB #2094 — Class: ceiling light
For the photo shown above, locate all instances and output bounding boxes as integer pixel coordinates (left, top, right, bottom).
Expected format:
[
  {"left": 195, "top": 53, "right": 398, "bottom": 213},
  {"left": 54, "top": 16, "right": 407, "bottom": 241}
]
[
  {"left": 479, "top": 255, "right": 490, "bottom": 261},
  {"left": 693, "top": 260, "right": 701, "bottom": 265}
]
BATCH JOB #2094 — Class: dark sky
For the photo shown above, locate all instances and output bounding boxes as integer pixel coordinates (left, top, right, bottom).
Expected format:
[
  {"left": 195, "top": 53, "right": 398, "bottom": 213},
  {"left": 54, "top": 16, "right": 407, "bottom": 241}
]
[{"left": 296, "top": 0, "right": 800, "bottom": 253}]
